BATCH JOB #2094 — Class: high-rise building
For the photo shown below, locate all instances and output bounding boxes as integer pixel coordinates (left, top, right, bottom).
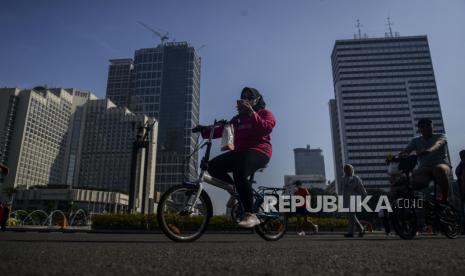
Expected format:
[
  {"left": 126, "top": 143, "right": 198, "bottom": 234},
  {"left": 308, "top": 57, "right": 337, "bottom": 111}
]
[
  {"left": 283, "top": 146, "right": 327, "bottom": 193},
  {"left": 62, "top": 89, "right": 98, "bottom": 186},
  {"left": 0, "top": 87, "right": 74, "bottom": 192},
  {"left": 72, "top": 99, "right": 158, "bottom": 213},
  {"left": 329, "top": 35, "right": 448, "bottom": 192},
  {"left": 294, "top": 145, "right": 326, "bottom": 177},
  {"left": 106, "top": 59, "right": 134, "bottom": 108},
  {"left": 329, "top": 99, "right": 344, "bottom": 191},
  {"left": 106, "top": 42, "right": 201, "bottom": 193},
  {"left": 0, "top": 87, "right": 156, "bottom": 212}
]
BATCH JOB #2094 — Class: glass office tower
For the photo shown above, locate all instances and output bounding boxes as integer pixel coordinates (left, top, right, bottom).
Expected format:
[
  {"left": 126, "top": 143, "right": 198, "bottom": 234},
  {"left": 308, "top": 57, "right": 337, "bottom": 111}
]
[{"left": 106, "top": 42, "right": 200, "bottom": 193}]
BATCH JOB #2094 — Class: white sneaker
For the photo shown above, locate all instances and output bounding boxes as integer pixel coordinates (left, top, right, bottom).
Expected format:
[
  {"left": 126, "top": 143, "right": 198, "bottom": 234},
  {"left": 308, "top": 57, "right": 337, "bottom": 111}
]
[
  {"left": 238, "top": 213, "right": 260, "bottom": 228},
  {"left": 298, "top": 231, "right": 306, "bottom": 236}
]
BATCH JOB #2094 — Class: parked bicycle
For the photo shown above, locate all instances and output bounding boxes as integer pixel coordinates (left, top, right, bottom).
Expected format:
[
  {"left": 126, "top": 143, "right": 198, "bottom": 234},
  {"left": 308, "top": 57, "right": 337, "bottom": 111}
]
[
  {"left": 386, "top": 154, "right": 462, "bottom": 239},
  {"left": 157, "top": 120, "right": 288, "bottom": 242}
]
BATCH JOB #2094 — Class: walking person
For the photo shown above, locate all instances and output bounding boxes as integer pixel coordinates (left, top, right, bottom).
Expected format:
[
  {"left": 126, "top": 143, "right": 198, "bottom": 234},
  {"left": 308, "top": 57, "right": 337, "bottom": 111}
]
[
  {"left": 0, "top": 162, "right": 8, "bottom": 232},
  {"left": 0, "top": 162, "right": 9, "bottom": 177},
  {"left": 0, "top": 204, "right": 4, "bottom": 230},
  {"left": 378, "top": 208, "right": 390, "bottom": 235},
  {"left": 294, "top": 181, "right": 318, "bottom": 236},
  {"left": 455, "top": 150, "right": 465, "bottom": 200},
  {"left": 455, "top": 150, "right": 465, "bottom": 233},
  {"left": 1, "top": 202, "right": 9, "bottom": 232},
  {"left": 342, "top": 164, "right": 367, "bottom": 238}
]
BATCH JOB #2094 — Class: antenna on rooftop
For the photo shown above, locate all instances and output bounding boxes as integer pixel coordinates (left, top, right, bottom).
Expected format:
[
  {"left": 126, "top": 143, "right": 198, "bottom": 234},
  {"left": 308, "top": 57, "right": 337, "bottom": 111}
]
[
  {"left": 386, "top": 17, "right": 394, "bottom": 37},
  {"left": 355, "top": 19, "right": 363, "bottom": 39}
]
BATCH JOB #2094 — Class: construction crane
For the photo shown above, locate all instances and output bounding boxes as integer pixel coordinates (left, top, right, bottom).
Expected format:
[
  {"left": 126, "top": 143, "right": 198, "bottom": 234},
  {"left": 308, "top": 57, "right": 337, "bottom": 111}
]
[{"left": 137, "top": 21, "right": 170, "bottom": 45}]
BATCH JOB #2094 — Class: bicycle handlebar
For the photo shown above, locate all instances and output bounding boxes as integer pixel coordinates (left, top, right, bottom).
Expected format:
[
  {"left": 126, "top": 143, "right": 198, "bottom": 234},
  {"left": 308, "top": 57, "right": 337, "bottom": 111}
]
[
  {"left": 386, "top": 154, "right": 417, "bottom": 164},
  {"left": 257, "top": 186, "right": 285, "bottom": 192},
  {"left": 210, "top": 119, "right": 228, "bottom": 128},
  {"left": 192, "top": 119, "right": 229, "bottom": 134}
]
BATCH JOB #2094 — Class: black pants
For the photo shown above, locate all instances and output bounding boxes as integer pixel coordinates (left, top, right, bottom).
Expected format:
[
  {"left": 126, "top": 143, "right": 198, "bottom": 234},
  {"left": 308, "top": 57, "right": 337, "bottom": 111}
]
[{"left": 208, "top": 149, "right": 269, "bottom": 213}]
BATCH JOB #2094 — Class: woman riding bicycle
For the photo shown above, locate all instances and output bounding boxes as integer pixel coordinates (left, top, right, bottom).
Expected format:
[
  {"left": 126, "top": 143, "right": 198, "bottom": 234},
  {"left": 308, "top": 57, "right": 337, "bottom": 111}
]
[{"left": 193, "top": 87, "right": 276, "bottom": 228}]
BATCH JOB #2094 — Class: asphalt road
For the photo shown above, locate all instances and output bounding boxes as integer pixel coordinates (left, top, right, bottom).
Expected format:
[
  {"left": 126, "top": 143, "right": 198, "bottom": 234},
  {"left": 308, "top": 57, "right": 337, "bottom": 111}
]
[{"left": 1, "top": 232, "right": 465, "bottom": 276}]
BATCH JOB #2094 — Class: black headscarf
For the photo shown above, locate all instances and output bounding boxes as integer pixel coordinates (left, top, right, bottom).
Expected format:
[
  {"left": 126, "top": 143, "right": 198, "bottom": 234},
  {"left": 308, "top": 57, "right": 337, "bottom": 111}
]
[{"left": 241, "top": 87, "right": 266, "bottom": 111}]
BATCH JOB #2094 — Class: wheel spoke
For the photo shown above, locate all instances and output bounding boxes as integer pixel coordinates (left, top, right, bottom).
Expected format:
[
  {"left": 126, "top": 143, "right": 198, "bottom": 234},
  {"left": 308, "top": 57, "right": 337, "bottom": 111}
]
[{"left": 158, "top": 186, "right": 210, "bottom": 242}]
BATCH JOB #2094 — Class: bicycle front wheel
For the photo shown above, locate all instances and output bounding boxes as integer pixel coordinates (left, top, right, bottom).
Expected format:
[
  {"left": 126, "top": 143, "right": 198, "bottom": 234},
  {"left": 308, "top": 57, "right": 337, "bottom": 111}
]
[
  {"left": 391, "top": 198, "right": 417, "bottom": 240},
  {"left": 157, "top": 185, "right": 212, "bottom": 242}
]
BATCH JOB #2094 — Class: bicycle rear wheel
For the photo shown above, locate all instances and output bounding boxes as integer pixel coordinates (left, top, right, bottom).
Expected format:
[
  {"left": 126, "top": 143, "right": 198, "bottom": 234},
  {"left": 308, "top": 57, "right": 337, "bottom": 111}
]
[
  {"left": 255, "top": 212, "right": 288, "bottom": 241},
  {"left": 157, "top": 184, "right": 212, "bottom": 242},
  {"left": 439, "top": 204, "right": 462, "bottom": 239}
]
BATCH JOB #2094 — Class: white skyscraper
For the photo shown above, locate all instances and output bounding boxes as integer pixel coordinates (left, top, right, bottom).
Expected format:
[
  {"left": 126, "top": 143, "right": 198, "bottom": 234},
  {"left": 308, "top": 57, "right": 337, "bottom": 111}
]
[
  {"left": 73, "top": 99, "right": 158, "bottom": 213},
  {"left": 329, "top": 35, "right": 448, "bottom": 192},
  {"left": 0, "top": 87, "right": 75, "bottom": 192},
  {"left": 294, "top": 145, "right": 326, "bottom": 177},
  {"left": 0, "top": 87, "right": 156, "bottom": 213}
]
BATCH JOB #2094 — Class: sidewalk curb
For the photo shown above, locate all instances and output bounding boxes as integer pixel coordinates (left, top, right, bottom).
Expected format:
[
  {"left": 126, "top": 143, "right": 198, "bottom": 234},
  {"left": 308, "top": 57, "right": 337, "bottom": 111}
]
[{"left": 5, "top": 227, "right": 386, "bottom": 235}]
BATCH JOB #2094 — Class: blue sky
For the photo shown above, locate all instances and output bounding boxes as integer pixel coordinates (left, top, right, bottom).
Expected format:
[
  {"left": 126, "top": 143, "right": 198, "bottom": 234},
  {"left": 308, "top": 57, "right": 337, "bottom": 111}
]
[{"left": 1, "top": 0, "right": 464, "bottom": 213}]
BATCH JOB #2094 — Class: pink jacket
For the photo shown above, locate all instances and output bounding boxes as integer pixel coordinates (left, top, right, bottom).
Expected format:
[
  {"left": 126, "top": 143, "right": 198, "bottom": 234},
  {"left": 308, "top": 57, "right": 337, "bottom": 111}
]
[{"left": 202, "top": 109, "right": 276, "bottom": 158}]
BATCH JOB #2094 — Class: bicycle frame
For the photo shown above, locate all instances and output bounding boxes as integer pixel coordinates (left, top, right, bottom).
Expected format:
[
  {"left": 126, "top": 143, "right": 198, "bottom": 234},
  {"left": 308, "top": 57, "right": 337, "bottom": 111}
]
[
  {"left": 184, "top": 119, "right": 284, "bottom": 219},
  {"left": 157, "top": 119, "right": 288, "bottom": 242},
  {"left": 185, "top": 119, "right": 234, "bottom": 213},
  {"left": 388, "top": 155, "right": 461, "bottom": 238}
]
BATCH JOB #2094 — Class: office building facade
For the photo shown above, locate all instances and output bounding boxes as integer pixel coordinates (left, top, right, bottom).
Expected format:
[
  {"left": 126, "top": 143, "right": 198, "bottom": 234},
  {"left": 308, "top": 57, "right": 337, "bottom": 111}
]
[
  {"left": 0, "top": 87, "right": 157, "bottom": 212},
  {"left": 284, "top": 146, "right": 327, "bottom": 193},
  {"left": 329, "top": 35, "right": 448, "bottom": 192},
  {"left": 106, "top": 42, "right": 201, "bottom": 193},
  {"left": 329, "top": 99, "right": 344, "bottom": 191},
  {"left": 0, "top": 87, "right": 74, "bottom": 195},
  {"left": 106, "top": 59, "right": 134, "bottom": 108},
  {"left": 62, "top": 89, "right": 98, "bottom": 186},
  {"left": 73, "top": 99, "right": 158, "bottom": 212},
  {"left": 294, "top": 145, "right": 326, "bottom": 177}
]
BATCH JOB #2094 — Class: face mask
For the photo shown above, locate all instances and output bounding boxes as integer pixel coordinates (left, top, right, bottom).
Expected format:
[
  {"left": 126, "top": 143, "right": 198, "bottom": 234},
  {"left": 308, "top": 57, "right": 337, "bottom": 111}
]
[{"left": 240, "top": 96, "right": 260, "bottom": 106}]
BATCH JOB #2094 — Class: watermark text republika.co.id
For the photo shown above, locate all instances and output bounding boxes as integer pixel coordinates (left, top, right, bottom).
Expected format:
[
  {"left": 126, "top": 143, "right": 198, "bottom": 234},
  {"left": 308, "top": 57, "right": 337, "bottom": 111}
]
[{"left": 263, "top": 195, "right": 424, "bottom": 213}]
